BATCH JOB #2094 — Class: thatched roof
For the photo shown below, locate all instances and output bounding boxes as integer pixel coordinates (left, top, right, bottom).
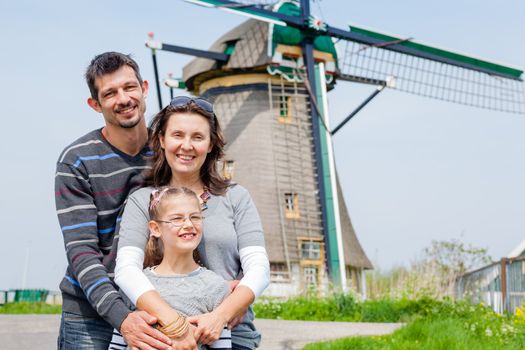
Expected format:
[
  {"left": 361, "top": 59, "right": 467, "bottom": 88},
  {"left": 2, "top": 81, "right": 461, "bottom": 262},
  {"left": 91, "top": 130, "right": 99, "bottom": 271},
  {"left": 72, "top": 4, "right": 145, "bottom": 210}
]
[
  {"left": 183, "top": 19, "right": 271, "bottom": 92},
  {"left": 337, "top": 176, "right": 373, "bottom": 269}
]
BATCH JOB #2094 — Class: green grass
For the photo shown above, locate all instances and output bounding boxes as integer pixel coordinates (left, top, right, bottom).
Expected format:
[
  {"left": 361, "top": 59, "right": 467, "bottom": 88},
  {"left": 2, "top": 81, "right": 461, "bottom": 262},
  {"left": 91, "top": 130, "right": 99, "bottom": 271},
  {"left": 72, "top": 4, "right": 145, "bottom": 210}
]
[
  {"left": 299, "top": 299, "right": 525, "bottom": 350},
  {"left": 255, "top": 294, "right": 525, "bottom": 350},
  {"left": 303, "top": 318, "right": 525, "bottom": 350},
  {"left": 0, "top": 302, "right": 61, "bottom": 314}
]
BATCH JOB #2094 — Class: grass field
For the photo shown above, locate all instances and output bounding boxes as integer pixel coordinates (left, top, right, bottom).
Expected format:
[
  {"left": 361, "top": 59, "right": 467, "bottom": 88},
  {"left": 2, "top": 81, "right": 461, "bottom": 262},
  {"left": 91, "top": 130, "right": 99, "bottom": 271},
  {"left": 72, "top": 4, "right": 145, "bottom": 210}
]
[
  {"left": 302, "top": 316, "right": 525, "bottom": 350},
  {"left": 0, "top": 302, "right": 61, "bottom": 314}
]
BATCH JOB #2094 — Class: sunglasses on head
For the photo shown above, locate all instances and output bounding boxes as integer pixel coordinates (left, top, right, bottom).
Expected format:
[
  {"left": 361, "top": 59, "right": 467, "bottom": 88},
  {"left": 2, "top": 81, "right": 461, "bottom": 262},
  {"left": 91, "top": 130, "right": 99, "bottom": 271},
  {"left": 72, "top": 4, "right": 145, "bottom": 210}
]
[{"left": 169, "top": 96, "right": 214, "bottom": 114}]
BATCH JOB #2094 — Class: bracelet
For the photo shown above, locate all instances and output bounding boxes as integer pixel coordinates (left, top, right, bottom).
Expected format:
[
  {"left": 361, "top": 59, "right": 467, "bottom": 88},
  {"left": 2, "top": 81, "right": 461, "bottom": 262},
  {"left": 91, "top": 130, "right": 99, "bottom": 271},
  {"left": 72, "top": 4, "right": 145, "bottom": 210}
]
[{"left": 156, "top": 315, "right": 189, "bottom": 339}]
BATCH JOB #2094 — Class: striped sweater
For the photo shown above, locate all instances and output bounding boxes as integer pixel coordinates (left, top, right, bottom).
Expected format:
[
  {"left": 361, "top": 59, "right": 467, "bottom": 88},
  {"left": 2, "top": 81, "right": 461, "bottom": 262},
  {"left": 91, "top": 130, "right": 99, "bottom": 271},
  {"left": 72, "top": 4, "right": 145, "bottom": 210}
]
[{"left": 55, "top": 128, "right": 151, "bottom": 329}]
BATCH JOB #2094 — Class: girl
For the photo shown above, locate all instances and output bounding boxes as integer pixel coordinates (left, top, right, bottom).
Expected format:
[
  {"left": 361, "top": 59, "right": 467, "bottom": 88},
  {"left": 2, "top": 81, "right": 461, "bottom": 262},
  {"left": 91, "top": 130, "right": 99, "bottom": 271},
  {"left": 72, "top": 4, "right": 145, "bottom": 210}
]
[{"left": 111, "top": 187, "right": 231, "bottom": 350}]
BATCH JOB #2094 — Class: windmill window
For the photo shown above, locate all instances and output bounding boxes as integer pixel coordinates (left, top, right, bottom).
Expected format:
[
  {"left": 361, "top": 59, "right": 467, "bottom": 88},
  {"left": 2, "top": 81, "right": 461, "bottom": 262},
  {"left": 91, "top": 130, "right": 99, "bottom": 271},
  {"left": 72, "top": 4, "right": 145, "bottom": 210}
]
[
  {"left": 282, "top": 53, "right": 300, "bottom": 60},
  {"left": 223, "top": 160, "right": 235, "bottom": 180},
  {"left": 284, "top": 192, "right": 299, "bottom": 218},
  {"left": 270, "top": 262, "right": 290, "bottom": 281},
  {"left": 223, "top": 40, "right": 238, "bottom": 55},
  {"left": 303, "top": 265, "right": 318, "bottom": 288},
  {"left": 301, "top": 241, "right": 322, "bottom": 260},
  {"left": 278, "top": 95, "right": 293, "bottom": 124}
]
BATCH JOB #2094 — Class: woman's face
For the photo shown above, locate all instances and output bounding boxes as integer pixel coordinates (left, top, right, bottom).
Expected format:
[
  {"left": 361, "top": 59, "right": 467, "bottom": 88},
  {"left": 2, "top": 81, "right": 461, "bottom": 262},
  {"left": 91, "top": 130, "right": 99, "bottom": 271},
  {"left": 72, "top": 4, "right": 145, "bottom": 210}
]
[
  {"left": 155, "top": 195, "right": 203, "bottom": 254},
  {"left": 160, "top": 112, "right": 212, "bottom": 179}
]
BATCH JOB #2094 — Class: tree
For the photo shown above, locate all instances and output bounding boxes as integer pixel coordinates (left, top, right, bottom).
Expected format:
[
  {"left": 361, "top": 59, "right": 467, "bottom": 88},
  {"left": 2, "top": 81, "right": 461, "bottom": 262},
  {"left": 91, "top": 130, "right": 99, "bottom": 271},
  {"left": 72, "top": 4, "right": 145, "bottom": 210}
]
[{"left": 423, "top": 239, "right": 492, "bottom": 276}]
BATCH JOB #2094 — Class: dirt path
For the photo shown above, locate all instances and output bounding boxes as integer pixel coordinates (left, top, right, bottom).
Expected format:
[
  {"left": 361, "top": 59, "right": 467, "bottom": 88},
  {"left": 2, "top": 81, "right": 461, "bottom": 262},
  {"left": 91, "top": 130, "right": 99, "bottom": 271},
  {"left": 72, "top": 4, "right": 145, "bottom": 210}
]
[
  {"left": 255, "top": 319, "right": 402, "bottom": 349},
  {"left": 0, "top": 315, "right": 402, "bottom": 349}
]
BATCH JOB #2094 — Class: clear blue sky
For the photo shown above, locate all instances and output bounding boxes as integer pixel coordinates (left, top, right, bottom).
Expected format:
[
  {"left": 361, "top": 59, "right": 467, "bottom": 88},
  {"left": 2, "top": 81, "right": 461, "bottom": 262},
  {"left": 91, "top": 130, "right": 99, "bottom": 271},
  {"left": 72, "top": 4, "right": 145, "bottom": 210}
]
[{"left": 0, "top": 0, "right": 523, "bottom": 290}]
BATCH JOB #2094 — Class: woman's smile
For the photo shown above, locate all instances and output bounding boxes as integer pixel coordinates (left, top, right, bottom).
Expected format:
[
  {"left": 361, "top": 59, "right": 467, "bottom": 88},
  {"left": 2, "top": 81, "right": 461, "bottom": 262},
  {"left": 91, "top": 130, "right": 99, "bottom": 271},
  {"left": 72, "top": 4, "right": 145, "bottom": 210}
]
[{"left": 176, "top": 154, "right": 196, "bottom": 162}]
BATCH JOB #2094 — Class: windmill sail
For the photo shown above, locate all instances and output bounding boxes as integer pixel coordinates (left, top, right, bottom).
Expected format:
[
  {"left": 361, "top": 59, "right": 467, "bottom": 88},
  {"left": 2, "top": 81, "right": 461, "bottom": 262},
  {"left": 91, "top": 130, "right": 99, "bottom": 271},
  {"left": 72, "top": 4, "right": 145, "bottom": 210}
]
[
  {"left": 337, "top": 25, "right": 525, "bottom": 114},
  {"left": 183, "top": 0, "right": 525, "bottom": 114}
]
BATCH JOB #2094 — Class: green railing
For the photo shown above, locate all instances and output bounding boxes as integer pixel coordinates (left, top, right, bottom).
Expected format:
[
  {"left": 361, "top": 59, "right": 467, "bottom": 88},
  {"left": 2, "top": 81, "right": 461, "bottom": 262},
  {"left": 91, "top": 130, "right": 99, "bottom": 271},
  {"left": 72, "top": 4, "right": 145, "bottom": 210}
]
[{"left": 0, "top": 289, "right": 49, "bottom": 304}]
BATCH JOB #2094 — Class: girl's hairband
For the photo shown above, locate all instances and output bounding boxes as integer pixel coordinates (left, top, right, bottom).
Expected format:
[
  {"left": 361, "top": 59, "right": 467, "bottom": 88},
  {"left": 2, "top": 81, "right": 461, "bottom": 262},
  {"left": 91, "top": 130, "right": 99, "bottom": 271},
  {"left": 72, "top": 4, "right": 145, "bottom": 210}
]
[{"left": 149, "top": 187, "right": 171, "bottom": 211}]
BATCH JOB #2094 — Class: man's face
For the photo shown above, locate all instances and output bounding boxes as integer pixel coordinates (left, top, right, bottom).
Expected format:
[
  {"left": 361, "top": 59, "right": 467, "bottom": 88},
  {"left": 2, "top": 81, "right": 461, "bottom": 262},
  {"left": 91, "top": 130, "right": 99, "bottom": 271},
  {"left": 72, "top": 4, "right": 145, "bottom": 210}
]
[{"left": 88, "top": 65, "right": 148, "bottom": 129}]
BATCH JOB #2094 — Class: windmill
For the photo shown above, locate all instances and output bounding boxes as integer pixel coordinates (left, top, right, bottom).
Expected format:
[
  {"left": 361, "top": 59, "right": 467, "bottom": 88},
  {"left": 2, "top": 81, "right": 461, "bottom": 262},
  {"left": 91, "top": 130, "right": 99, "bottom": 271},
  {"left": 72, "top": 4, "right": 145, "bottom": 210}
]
[{"left": 145, "top": 0, "right": 524, "bottom": 295}]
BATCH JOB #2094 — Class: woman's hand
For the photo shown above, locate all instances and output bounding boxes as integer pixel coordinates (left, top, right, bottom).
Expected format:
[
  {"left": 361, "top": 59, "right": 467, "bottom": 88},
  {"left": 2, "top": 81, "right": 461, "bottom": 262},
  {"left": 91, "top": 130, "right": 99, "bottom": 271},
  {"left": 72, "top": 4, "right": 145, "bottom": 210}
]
[
  {"left": 225, "top": 280, "right": 246, "bottom": 329},
  {"left": 187, "top": 310, "right": 227, "bottom": 345},
  {"left": 227, "top": 308, "right": 247, "bottom": 329},
  {"left": 228, "top": 279, "right": 240, "bottom": 292},
  {"left": 170, "top": 324, "right": 198, "bottom": 350}
]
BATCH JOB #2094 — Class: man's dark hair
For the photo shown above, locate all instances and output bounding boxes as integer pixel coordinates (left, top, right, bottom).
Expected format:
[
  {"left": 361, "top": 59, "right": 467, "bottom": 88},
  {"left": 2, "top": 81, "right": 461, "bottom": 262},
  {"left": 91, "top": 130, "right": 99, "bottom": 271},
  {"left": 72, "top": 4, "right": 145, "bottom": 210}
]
[{"left": 85, "top": 52, "right": 143, "bottom": 101}]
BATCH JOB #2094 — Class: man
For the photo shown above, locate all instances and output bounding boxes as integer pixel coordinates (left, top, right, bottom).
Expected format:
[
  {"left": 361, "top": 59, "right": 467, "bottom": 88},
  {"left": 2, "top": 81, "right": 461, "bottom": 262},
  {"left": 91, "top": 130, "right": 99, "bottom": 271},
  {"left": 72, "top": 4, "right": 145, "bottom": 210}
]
[{"left": 55, "top": 52, "right": 196, "bottom": 350}]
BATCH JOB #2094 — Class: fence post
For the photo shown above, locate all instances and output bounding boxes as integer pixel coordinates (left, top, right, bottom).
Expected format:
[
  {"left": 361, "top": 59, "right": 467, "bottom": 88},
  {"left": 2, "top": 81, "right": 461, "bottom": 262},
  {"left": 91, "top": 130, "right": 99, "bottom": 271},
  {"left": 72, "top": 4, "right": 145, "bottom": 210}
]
[{"left": 501, "top": 258, "right": 508, "bottom": 313}]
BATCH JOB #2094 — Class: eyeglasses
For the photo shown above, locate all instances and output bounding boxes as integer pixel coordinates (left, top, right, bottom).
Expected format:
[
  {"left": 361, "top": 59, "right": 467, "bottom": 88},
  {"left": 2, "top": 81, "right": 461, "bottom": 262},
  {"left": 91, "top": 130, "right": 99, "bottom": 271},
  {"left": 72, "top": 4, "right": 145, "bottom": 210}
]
[
  {"left": 169, "top": 96, "right": 214, "bottom": 114},
  {"left": 156, "top": 214, "right": 203, "bottom": 228}
]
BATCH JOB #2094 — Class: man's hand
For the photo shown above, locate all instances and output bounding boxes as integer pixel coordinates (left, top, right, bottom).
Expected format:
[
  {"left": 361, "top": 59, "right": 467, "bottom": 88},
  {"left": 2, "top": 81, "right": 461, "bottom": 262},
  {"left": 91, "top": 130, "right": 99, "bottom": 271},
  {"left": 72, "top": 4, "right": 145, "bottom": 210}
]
[
  {"left": 187, "top": 311, "right": 227, "bottom": 345},
  {"left": 120, "top": 311, "right": 172, "bottom": 350}
]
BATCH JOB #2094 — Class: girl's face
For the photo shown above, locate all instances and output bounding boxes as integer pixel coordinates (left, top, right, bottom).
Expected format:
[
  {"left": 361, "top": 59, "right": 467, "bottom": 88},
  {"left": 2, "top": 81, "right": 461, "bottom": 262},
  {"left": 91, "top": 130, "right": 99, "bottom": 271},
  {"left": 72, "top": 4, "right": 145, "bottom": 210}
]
[
  {"left": 159, "top": 112, "right": 212, "bottom": 179},
  {"left": 152, "top": 194, "right": 203, "bottom": 254}
]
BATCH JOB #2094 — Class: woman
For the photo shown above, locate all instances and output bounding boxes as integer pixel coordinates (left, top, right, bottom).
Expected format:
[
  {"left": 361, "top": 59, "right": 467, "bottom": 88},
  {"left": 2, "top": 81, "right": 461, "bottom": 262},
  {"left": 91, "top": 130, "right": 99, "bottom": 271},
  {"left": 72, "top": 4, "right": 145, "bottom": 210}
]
[{"left": 115, "top": 96, "right": 270, "bottom": 350}]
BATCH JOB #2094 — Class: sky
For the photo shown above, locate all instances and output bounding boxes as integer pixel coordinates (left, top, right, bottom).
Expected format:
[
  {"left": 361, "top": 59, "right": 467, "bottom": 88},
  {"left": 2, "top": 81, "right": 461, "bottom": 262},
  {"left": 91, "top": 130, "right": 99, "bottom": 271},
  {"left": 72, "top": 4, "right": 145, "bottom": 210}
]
[{"left": 0, "top": 0, "right": 523, "bottom": 291}]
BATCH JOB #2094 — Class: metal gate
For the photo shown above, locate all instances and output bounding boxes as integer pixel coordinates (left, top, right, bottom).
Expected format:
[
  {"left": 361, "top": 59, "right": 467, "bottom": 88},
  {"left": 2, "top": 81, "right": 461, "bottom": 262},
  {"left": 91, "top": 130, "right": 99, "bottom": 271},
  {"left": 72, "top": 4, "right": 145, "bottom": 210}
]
[{"left": 456, "top": 256, "right": 525, "bottom": 314}]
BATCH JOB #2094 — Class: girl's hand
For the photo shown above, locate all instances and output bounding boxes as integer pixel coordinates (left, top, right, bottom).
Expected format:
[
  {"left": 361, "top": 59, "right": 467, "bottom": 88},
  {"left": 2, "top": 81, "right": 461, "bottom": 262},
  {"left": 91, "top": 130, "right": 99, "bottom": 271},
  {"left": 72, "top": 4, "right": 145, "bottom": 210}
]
[{"left": 187, "top": 311, "right": 227, "bottom": 345}]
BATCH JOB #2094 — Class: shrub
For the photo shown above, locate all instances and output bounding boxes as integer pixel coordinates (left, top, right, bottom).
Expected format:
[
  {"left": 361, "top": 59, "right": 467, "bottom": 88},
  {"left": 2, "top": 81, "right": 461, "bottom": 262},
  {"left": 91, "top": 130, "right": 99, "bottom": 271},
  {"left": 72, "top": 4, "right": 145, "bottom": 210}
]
[{"left": 254, "top": 293, "right": 360, "bottom": 321}]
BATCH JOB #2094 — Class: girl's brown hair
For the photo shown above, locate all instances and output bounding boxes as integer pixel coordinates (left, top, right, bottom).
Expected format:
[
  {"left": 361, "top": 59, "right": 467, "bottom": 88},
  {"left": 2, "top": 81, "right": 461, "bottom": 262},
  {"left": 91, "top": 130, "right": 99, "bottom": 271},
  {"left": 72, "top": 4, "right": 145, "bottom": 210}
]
[
  {"left": 144, "top": 98, "right": 230, "bottom": 195},
  {"left": 143, "top": 187, "right": 202, "bottom": 268}
]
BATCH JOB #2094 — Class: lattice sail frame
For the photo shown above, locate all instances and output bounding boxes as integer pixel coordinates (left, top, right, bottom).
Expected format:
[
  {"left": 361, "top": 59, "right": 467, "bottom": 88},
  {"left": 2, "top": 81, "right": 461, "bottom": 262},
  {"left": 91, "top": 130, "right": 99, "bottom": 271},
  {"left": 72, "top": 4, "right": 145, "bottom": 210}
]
[
  {"left": 192, "top": 0, "right": 278, "bottom": 6},
  {"left": 337, "top": 40, "right": 525, "bottom": 114}
]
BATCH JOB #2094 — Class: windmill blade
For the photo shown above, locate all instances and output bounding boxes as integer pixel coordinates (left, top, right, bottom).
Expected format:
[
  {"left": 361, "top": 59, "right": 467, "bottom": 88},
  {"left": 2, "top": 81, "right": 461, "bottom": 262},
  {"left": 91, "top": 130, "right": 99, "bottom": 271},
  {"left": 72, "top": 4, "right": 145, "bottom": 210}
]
[
  {"left": 184, "top": 0, "right": 291, "bottom": 26},
  {"left": 337, "top": 25, "right": 525, "bottom": 114}
]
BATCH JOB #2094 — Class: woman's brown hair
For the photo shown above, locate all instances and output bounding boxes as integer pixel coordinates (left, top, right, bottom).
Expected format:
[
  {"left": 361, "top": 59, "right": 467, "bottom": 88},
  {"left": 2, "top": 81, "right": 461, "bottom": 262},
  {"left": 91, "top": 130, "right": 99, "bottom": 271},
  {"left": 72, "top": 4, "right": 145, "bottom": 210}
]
[{"left": 144, "top": 98, "right": 230, "bottom": 195}]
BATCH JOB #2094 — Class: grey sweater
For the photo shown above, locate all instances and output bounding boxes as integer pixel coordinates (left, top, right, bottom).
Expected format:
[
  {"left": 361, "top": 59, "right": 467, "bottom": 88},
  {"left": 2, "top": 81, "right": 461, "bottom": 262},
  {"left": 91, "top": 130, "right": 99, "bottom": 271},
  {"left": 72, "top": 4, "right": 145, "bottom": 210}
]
[
  {"left": 143, "top": 267, "right": 229, "bottom": 317},
  {"left": 55, "top": 128, "right": 151, "bottom": 329},
  {"left": 117, "top": 184, "right": 265, "bottom": 348}
]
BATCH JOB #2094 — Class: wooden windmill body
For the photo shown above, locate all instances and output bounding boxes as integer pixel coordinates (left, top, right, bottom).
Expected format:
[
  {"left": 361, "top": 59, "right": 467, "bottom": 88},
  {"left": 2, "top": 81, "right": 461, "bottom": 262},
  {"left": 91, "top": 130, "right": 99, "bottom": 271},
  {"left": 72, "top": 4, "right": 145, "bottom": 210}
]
[{"left": 182, "top": 18, "right": 372, "bottom": 296}]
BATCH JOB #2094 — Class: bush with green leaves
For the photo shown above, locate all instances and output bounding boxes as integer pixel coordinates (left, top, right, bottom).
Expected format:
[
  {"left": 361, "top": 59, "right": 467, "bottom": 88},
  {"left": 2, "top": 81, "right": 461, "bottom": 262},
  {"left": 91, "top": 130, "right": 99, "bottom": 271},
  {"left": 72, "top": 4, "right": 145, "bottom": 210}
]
[
  {"left": 254, "top": 293, "right": 444, "bottom": 323},
  {"left": 254, "top": 292, "right": 360, "bottom": 321}
]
